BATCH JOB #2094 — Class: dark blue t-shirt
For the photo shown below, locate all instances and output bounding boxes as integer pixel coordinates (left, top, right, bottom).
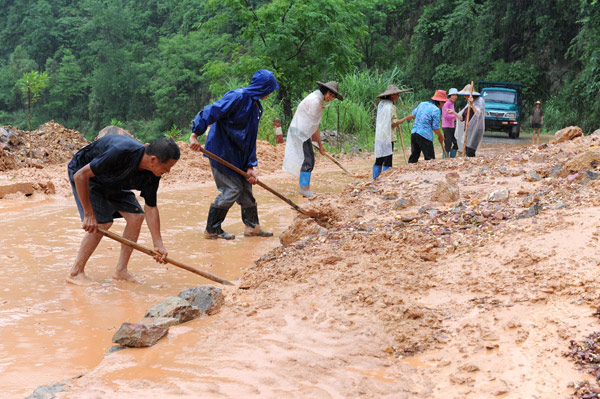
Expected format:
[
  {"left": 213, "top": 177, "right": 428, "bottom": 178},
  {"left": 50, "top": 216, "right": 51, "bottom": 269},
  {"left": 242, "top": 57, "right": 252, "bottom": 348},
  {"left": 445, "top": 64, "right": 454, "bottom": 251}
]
[{"left": 68, "top": 135, "right": 160, "bottom": 206}]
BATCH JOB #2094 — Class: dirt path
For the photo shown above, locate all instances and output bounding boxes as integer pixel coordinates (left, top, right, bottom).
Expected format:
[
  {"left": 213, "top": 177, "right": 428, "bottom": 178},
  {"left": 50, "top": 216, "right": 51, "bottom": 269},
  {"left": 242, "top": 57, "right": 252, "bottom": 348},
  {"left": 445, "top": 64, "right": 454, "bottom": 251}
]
[{"left": 4, "top": 130, "right": 600, "bottom": 398}]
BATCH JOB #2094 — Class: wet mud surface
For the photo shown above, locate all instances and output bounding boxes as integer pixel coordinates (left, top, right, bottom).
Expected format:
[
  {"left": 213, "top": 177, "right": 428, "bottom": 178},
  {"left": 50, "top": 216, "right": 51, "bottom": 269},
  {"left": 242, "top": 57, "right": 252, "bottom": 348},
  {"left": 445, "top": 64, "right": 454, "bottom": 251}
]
[
  {"left": 4, "top": 130, "right": 600, "bottom": 398},
  {"left": 0, "top": 148, "right": 363, "bottom": 398}
]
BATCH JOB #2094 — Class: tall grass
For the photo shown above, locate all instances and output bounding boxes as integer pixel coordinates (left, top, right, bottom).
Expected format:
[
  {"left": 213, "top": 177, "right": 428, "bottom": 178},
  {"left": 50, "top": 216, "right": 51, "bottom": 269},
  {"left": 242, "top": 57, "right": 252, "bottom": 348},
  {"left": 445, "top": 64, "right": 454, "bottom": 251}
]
[{"left": 318, "top": 67, "right": 419, "bottom": 152}]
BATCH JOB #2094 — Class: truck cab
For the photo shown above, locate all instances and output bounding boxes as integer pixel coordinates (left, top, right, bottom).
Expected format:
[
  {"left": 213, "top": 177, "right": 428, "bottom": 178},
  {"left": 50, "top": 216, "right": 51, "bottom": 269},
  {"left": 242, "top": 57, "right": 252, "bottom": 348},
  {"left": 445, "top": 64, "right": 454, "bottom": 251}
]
[{"left": 479, "top": 81, "right": 523, "bottom": 139}]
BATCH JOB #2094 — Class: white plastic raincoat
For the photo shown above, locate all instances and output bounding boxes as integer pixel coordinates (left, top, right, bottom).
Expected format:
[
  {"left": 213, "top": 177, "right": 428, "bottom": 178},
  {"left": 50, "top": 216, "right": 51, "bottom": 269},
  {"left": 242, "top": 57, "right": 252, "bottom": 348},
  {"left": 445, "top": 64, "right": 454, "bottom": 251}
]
[
  {"left": 374, "top": 100, "right": 395, "bottom": 158},
  {"left": 282, "top": 90, "right": 325, "bottom": 177},
  {"left": 455, "top": 97, "right": 485, "bottom": 151}
]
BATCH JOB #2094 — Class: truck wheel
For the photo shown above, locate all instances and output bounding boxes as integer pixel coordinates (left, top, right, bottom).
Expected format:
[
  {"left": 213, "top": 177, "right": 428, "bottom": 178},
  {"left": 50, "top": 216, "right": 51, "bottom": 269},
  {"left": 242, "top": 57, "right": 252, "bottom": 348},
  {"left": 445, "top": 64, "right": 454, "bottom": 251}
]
[{"left": 509, "top": 125, "right": 520, "bottom": 139}]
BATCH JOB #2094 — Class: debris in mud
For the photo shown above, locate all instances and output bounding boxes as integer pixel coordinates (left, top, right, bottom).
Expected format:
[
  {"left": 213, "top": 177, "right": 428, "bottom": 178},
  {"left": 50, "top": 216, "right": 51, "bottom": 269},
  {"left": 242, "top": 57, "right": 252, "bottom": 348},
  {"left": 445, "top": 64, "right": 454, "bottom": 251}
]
[
  {"left": 551, "top": 126, "right": 583, "bottom": 144},
  {"left": 569, "top": 380, "right": 600, "bottom": 399},
  {"left": 432, "top": 180, "right": 459, "bottom": 203},
  {"left": 96, "top": 125, "right": 138, "bottom": 142},
  {"left": 144, "top": 296, "right": 201, "bottom": 323},
  {"left": 279, "top": 216, "right": 327, "bottom": 246},
  {"left": 488, "top": 188, "right": 510, "bottom": 202},
  {"left": 565, "top": 331, "right": 600, "bottom": 380},
  {"left": 26, "top": 374, "right": 83, "bottom": 399},
  {"left": 303, "top": 201, "right": 341, "bottom": 228},
  {"left": 26, "top": 381, "right": 69, "bottom": 399},
  {"left": 0, "top": 182, "right": 33, "bottom": 198},
  {"left": 112, "top": 322, "right": 169, "bottom": 347},
  {"left": 0, "top": 121, "right": 88, "bottom": 172},
  {"left": 178, "top": 286, "right": 224, "bottom": 315}
]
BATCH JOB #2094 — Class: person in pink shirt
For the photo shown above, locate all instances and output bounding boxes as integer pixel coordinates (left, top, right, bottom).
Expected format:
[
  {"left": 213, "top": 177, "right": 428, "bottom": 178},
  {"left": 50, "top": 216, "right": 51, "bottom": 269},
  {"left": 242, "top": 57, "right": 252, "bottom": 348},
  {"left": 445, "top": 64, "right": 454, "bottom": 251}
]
[{"left": 442, "top": 88, "right": 459, "bottom": 158}]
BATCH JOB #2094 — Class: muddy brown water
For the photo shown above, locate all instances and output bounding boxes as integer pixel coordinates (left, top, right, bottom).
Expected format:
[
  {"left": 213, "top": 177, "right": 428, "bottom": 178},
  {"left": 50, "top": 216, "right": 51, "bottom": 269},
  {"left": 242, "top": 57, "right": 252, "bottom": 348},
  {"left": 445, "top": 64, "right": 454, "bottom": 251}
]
[{"left": 0, "top": 163, "right": 370, "bottom": 398}]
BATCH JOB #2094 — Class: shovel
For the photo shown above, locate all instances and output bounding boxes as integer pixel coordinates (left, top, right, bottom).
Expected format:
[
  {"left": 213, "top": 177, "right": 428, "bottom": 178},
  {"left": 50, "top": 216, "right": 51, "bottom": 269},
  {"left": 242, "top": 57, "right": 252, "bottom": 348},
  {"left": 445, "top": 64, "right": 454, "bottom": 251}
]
[
  {"left": 195, "top": 146, "right": 310, "bottom": 216},
  {"left": 97, "top": 227, "right": 234, "bottom": 286},
  {"left": 311, "top": 143, "right": 365, "bottom": 178}
]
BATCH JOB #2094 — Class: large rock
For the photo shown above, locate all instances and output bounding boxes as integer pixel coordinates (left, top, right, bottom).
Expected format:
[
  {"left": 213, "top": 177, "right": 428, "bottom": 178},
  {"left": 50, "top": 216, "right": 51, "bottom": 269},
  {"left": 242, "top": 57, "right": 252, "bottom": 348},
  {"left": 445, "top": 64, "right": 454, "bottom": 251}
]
[
  {"left": 279, "top": 217, "right": 327, "bottom": 246},
  {"left": 95, "top": 125, "right": 139, "bottom": 142},
  {"left": 26, "top": 381, "right": 69, "bottom": 399},
  {"left": 112, "top": 322, "right": 168, "bottom": 347},
  {"left": 550, "top": 126, "right": 583, "bottom": 144},
  {"left": 144, "top": 296, "right": 201, "bottom": 323},
  {"left": 178, "top": 286, "right": 224, "bottom": 316},
  {"left": 139, "top": 316, "right": 180, "bottom": 328},
  {"left": 0, "top": 182, "right": 33, "bottom": 198},
  {"left": 488, "top": 188, "right": 510, "bottom": 202},
  {"left": 432, "top": 180, "right": 459, "bottom": 203},
  {"left": 564, "top": 149, "right": 600, "bottom": 172}
]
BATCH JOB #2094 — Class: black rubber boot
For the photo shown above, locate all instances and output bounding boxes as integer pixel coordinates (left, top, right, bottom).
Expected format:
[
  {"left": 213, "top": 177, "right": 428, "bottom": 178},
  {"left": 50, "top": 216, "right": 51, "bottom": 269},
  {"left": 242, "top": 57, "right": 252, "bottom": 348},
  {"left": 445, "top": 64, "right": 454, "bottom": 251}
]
[
  {"left": 204, "top": 205, "right": 235, "bottom": 240},
  {"left": 242, "top": 205, "right": 273, "bottom": 237}
]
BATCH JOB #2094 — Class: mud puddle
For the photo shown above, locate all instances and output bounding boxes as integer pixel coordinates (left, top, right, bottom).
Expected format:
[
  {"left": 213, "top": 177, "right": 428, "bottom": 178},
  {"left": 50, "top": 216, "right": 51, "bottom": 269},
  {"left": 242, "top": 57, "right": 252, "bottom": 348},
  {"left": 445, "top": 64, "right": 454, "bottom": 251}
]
[{"left": 0, "top": 160, "right": 369, "bottom": 398}]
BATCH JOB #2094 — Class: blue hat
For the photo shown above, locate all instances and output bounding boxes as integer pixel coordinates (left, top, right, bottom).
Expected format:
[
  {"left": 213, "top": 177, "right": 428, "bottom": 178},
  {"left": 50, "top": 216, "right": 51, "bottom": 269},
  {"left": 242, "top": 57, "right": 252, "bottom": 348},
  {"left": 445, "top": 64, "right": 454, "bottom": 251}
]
[{"left": 448, "top": 88, "right": 459, "bottom": 96}]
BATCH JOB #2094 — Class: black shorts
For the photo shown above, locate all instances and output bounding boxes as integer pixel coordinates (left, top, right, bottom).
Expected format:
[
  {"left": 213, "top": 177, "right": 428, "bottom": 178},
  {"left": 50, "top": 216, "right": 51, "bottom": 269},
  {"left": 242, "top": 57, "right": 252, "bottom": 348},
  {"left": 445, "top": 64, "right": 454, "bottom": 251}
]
[
  {"left": 68, "top": 169, "right": 144, "bottom": 224},
  {"left": 531, "top": 123, "right": 541, "bottom": 129}
]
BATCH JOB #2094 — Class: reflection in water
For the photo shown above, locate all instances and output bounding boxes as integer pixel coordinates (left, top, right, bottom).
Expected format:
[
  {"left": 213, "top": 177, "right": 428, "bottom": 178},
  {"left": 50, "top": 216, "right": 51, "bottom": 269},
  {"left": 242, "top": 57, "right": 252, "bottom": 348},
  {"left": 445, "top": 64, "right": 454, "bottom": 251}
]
[{"left": 0, "top": 165, "right": 365, "bottom": 397}]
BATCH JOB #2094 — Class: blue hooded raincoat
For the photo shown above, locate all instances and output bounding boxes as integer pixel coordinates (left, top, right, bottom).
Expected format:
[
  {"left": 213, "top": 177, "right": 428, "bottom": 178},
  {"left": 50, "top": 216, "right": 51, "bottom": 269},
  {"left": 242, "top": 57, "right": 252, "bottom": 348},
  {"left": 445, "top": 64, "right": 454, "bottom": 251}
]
[{"left": 191, "top": 69, "right": 279, "bottom": 177}]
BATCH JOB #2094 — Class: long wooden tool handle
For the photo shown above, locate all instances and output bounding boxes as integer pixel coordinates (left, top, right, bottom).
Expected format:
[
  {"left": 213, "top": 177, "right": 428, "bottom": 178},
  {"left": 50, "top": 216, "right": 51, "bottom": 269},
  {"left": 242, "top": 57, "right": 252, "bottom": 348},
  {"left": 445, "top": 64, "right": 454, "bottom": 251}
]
[
  {"left": 462, "top": 81, "right": 474, "bottom": 156},
  {"left": 196, "top": 146, "right": 309, "bottom": 216},
  {"left": 97, "top": 227, "right": 234, "bottom": 286},
  {"left": 312, "top": 143, "right": 354, "bottom": 175},
  {"left": 397, "top": 124, "right": 408, "bottom": 164}
]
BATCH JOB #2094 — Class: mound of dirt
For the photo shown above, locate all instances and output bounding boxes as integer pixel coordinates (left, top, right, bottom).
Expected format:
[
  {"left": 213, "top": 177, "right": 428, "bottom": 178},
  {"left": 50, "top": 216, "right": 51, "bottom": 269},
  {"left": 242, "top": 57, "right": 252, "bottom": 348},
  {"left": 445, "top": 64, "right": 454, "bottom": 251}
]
[
  {"left": 161, "top": 140, "right": 285, "bottom": 187},
  {"left": 0, "top": 121, "right": 88, "bottom": 172},
  {"left": 241, "top": 125, "right": 600, "bottom": 365},
  {"left": 0, "top": 122, "right": 286, "bottom": 195}
]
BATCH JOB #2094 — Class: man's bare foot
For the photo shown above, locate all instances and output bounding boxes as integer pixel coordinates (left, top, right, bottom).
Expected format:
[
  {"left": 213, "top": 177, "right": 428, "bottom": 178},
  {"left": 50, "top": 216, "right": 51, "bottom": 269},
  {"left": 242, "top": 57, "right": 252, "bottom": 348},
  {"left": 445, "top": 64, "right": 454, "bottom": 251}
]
[
  {"left": 112, "top": 271, "right": 143, "bottom": 283},
  {"left": 66, "top": 273, "right": 94, "bottom": 285}
]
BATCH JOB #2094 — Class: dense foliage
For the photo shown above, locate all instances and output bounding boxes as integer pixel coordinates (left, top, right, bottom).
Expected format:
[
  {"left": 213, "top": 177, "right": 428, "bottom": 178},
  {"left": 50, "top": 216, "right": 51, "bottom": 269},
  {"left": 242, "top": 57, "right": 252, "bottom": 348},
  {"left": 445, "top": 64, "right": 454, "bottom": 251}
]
[{"left": 0, "top": 0, "right": 598, "bottom": 143}]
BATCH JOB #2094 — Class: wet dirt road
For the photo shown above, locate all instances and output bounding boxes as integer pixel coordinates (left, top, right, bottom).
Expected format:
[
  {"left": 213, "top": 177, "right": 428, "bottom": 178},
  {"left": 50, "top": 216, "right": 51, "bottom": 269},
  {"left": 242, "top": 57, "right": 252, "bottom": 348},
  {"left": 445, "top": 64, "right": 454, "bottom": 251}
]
[
  {"left": 1, "top": 136, "right": 548, "bottom": 398},
  {"left": 0, "top": 160, "right": 370, "bottom": 398}
]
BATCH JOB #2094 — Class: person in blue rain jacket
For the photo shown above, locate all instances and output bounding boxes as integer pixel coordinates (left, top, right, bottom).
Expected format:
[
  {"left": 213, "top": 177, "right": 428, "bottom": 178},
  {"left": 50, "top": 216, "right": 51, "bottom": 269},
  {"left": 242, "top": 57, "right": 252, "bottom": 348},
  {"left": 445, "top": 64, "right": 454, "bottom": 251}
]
[{"left": 189, "top": 69, "right": 279, "bottom": 240}]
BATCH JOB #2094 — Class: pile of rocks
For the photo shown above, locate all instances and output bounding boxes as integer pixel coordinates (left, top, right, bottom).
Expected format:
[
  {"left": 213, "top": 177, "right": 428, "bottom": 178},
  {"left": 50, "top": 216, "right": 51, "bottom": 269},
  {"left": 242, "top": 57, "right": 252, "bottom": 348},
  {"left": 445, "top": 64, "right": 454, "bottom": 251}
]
[
  {"left": 0, "top": 121, "right": 88, "bottom": 171},
  {"left": 110, "top": 285, "right": 224, "bottom": 349}
]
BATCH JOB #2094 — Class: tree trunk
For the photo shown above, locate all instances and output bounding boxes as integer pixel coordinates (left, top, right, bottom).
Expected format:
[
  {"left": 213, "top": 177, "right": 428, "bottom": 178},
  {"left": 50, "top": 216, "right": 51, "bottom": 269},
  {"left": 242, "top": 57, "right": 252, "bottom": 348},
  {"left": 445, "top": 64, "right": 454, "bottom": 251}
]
[{"left": 27, "top": 91, "right": 31, "bottom": 131}]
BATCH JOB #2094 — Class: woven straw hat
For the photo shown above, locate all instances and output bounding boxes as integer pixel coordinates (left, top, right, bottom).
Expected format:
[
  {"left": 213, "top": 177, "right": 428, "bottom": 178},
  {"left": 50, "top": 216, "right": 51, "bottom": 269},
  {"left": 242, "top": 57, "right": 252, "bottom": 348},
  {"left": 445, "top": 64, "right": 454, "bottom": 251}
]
[
  {"left": 376, "top": 84, "right": 411, "bottom": 98},
  {"left": 457, "top": 84, "right": 480, "bottom": 96},
  {"left": 316, "top": 81, "right": 344, "bottom": 101}
]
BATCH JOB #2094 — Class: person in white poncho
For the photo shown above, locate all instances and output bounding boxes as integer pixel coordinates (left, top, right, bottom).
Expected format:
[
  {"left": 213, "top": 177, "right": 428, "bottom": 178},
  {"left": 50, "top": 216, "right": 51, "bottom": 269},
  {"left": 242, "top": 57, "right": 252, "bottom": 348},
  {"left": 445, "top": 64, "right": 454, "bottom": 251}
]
[
  {"left": 373, "top": 84, "right": 407, "bottom": 179},
  {"left": 448, "top": 83, "right": 486, "bottom": 157},
  {"left": 282, "top": 81, "right": 343, "bottom": 197}
]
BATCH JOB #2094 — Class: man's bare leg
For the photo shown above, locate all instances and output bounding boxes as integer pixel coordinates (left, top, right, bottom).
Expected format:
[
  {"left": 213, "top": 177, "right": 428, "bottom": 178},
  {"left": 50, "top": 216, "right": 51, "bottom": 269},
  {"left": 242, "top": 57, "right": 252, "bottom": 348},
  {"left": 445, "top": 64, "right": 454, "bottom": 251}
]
[
  {"left": 67, "top": 222, "right": 112, "bottom": 285},
  {"left": 112, "top": 212, "right": 145, "bottom": 282}
]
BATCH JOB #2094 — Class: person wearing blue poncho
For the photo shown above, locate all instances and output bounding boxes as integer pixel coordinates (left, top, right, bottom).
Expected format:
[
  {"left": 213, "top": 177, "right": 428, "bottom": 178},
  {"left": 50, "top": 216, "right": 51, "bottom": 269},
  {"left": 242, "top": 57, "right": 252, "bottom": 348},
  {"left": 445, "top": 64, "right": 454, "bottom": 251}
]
[{"left": 189, "top": 69, "right": 279, "bottom": 240}]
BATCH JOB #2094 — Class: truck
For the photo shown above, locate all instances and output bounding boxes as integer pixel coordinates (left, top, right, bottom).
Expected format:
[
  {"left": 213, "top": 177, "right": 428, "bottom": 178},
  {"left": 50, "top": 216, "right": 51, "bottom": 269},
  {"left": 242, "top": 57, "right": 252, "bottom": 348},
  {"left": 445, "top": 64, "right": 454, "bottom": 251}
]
[{"left": 478, "top": 81, "right": 523, "bottom": 139}]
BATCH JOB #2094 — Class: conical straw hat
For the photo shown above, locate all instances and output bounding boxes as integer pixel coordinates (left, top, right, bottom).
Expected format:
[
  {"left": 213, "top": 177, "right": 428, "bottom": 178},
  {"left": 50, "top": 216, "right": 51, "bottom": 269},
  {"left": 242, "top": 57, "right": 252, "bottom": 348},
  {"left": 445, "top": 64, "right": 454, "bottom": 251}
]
[{"left": 316, "top": 81, "right": 344, "bottom": 101}]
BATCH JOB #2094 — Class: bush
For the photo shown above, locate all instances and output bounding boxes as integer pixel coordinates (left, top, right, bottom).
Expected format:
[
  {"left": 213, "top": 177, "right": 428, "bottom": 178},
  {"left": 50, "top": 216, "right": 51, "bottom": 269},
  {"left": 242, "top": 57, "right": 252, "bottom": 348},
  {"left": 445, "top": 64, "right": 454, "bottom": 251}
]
[
  {"left": 257, "top": 96, "right": 284, "bottom": 145},
  {"left": 318, "top": 67, "right": 415, "bottom": 152}
]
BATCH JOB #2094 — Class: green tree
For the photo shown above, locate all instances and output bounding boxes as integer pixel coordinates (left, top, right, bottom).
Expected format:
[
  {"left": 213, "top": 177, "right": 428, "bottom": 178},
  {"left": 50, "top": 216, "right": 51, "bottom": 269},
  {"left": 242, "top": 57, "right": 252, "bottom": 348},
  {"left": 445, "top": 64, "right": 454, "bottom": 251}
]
[
  {"left": 205, "top": 0, "right": 366, "bottom": 119},
  {"left": 16, "top": 70, "right": 49, "bottom": 130},
  {"left": 46, "top": 49, "right": 87, "bottom": 121},
  {"left": 0, "top": 46, "right": 37, "bottom": 111},
  {"left": 150, "top": 30, "right": 232, "bottom": 131}
]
